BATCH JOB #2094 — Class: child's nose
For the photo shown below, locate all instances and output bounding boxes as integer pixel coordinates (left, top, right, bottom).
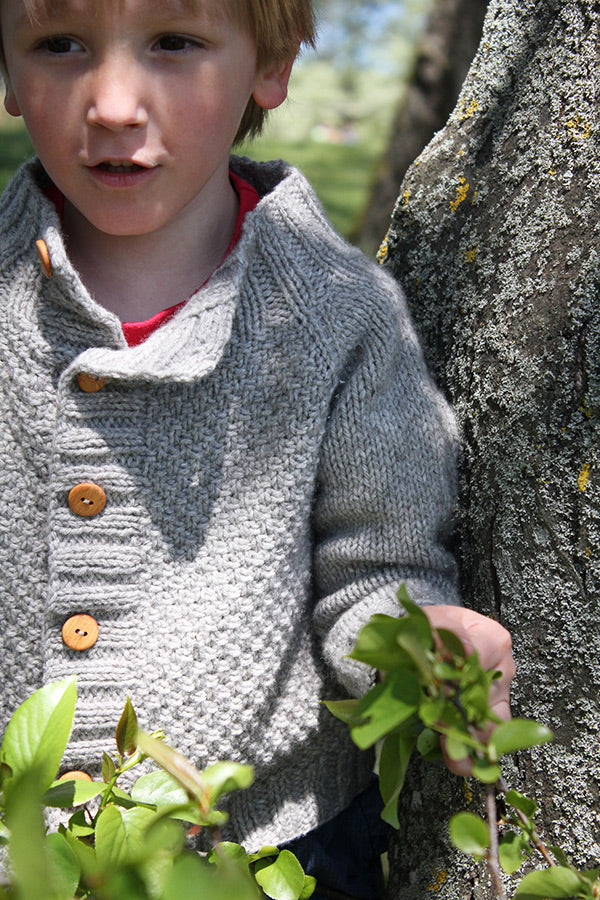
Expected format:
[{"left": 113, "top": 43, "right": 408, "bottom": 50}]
[{"left": 86, "top": 60, "right": 148, "bottom": 131}]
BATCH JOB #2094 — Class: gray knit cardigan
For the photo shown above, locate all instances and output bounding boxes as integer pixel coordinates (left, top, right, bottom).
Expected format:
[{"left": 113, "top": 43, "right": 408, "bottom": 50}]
[{"left": 0, "top": 155, "right": 459, "bottom": 849}]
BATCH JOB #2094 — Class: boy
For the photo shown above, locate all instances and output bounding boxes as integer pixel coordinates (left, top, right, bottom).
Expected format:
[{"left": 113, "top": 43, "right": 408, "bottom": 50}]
[{"left": 0, "top": 1, "right": 514, "bottom": 896}]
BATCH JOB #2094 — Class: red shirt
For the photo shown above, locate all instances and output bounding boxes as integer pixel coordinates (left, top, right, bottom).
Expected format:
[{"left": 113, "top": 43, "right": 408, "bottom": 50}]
[{"left": 43, "top": 171, "right": 260, "bottom": 347}]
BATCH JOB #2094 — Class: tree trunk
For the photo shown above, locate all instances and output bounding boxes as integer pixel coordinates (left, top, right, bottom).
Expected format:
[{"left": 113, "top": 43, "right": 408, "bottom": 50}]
[
  {"left": 383, "top": 0, "right": 600, "bottom": 896},
  {"left": 354, "top": 0, "right": 489, "bottom": 255}
]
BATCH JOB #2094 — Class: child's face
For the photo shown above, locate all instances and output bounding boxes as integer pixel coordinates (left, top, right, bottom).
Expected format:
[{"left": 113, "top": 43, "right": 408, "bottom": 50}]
[{"left": 0, "top": 0, "right": 289, "bottom": 240}]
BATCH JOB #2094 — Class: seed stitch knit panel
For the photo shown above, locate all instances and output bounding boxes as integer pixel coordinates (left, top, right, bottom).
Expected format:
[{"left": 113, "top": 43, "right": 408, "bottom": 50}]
[{"left": 0, "top": 156, "right": 459, "bottom": 849}]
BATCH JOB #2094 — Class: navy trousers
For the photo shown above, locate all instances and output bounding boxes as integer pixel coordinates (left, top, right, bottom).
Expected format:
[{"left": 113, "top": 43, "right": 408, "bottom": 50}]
[{"left": 283, "top": 777, "right": 390, "bottom": 900}]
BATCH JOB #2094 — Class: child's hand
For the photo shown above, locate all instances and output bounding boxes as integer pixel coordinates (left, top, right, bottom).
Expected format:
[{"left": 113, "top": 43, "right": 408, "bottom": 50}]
[{"left": 422, "top": 605, "right": 515, "bottom": 776}]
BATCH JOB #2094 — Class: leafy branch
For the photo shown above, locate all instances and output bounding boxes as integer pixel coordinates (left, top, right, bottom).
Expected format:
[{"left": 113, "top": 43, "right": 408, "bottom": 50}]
[
  {"left": 325, "top": 586, "right": 599, "bottom": 900},
  {"left": 0, "top": 679, "right": 316, "bottom": 900}
]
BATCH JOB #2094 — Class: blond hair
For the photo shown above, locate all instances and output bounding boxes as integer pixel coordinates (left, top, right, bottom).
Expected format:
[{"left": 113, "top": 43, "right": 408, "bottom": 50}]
[{"left": 1, "top": 0, "right": 317, "bottom": 142}]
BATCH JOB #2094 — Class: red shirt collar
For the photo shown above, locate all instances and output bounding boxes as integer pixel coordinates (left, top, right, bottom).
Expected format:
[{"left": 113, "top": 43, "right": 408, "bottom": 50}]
[{"left": 42, "top": 171, "right": 261, "bottom": 347}]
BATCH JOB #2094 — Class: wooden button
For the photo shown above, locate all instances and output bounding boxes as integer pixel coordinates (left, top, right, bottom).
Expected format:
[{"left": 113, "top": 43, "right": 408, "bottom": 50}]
[
  {"left": 58, "top": 770, "right": 93, "bottom": 782},
  {"left": 62, "top": 614, "right": 99, "bottom": 651},
  {"left": 68, "top": 482, "right": 106, "bottom": 517},
  {"left": 77, "top": 373, "right": 107, "bottom": 393},
  {"left": 35, "top": 239, "right": 53, "bottom": 277}
]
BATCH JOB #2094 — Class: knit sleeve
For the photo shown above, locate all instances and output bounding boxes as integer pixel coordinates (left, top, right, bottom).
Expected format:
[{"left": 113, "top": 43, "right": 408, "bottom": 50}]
[{"left": 311, "top": 277, "right": 460, "bottom": 697}]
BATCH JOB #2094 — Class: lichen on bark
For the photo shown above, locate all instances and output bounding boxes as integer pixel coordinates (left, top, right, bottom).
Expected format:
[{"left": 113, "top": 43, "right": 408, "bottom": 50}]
[{"left": 383, "top": 0, "right": 600, "bottom": 897}]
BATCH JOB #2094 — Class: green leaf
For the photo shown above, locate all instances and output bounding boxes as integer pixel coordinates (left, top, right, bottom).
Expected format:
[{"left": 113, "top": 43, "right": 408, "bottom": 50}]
[
  {"left": 110, "top": 785, "right": 138, "bottom": 809},
  {"left": 489, "top": 719, "right": 553, "bottom": 756},
  {"left": 137, "top": 732, "right": 209, "bottom": 801},
  {"left": 66, "top": 809, "right": 95, "bottom": 838},
  {"left": 247, "top": 846, "right": 280, "bottom": 864},
  {"left": 162, "top": 854, "right": 214, "bottom": 900},
  {"left": 116, "top": 696, "right": 138, "bottom": 757},
  {"left": 94, "top": 805, "right": 128, "bottom": 870},
  {"left": 138, "top": 818, "right": 185, "bottom": 897},
  {"left": 348, "top": 615, "right": 414, "bottom": 671},
  {"left": 0, "top": 820, "right": 10, "bottom": 846},
  {"left": 102, "top": 751, "right": 117, "bottom": 783},
  {"left": 416, "top": 727, "right": 442, "bottom": 761},
  {"left": 548, "top": 846, "right": 572, "bottom": 868},
  {"left": 321, "top": 698, "right": 364, "bottom": 727},
  {"left": 515, "top": 866, "right": 586, "bottom": 899},
  {"left": 131, "top": 769, "right": 189, "bottom": 809},
  {"left": 396, "top": 586, "right": 431, "bottom": 629},
  {"left": 461, "top": 682, "right": 492, "bottom": 723},
  {"left": 396, "top": 625, "right": 434, "bottom": 682},
  {"left": 438, "top": 726, "right": 486, "bottom": 754},
  {"left": 444, "top": 735, "right": 470, "bottom": 762},
  {"left": 43, "top": 778, "right": 107, "bottom": 808},
  {"left": 432, "top": 661, "right": 462, "bottom": 681},
  {"left": 350, "top": 673, "right": 420, "bottom": 749},
  {"left": 164, "top": 852, "right": 257, "bottom": 900},
  {"left": 254, "top": 849, "right": 306, "bottom": 900},
  {"left": 100, "top": 867, "right": 149, "bottom": 900},
  {"left": 418, "top": 695, "right": 446, "bottom": 728},
  {"left": 58, "top": 826, "right": 99, "bottom": 881},
  {"left": 378, "top": 730, "right": 417, "bottom": 828},
  {"left": 300, "top": 875, "right": 317, "bottom": 899},
  {"left": 505, "top": 789, "right": 538, "bottom": 819},
  {"left": 0, "top": 677, "right": 77, "bottom": 792},
  {"left": 471, "top": 759, "right": 501, "bottom": 784},
  {"left": 449, "top": 812, "right": 490, "bottom": 858},
  {"left": 208, "top": 841, "right": 250, "bottom": 869},
  {"left": 95, "top": 804, "right": 157, "bottom": 870},
  {"left": 435, "top": 628, "right": 467, "bottom": 660},
  {"left": 46, "top": 832, "right": 81, "bottom": 898},
  {"left": 5, "top": 769, "right": 58, "bottom": 900},
  {"left": 201, "top": 760, "right": 255, "bottom": 805},
  {"left": 498, "top": 831, "right": 529, "bottom": 874}
]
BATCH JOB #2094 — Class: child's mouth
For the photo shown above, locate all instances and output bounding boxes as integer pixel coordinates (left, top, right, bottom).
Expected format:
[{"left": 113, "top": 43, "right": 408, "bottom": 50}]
[{"left": 97, "top": 161, "right": 147, "bottom": 173}]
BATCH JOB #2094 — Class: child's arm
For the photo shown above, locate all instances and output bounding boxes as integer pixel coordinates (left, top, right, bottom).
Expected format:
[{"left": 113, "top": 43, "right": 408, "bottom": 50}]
[
  {"left": 311, "top": 268, "right": 514, "bottom": 708},
  {"left": 311, "top": 271, "right": 461, "bottom": 697}
]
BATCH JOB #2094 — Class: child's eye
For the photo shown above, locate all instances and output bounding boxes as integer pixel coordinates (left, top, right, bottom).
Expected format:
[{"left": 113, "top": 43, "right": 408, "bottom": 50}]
[
  {"left": 153, "top": 34, "right": 201, "bottom": 52},
  {"left": 41, "top": 35, "right": 83, "bottom": 54}
]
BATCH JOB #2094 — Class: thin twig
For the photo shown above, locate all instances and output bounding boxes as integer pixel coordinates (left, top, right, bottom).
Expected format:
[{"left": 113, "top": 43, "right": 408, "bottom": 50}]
[
  {"left": 497, "top": 776, "right": 557, "bottom": 868},
  {"left": 486, "top": 785, "right": 508, "bottom": 900}
]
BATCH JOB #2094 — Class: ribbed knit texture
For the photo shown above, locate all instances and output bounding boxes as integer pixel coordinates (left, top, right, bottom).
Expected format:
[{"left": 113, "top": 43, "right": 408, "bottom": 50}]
[{"left": 0, "top": 156, "right": 459, "bottom": 849}]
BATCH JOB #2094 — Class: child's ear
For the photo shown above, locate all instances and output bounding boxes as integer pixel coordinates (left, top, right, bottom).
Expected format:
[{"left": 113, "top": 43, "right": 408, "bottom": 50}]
[
  {"left": 3, "top": 81, "right": 22, "bottom": 117},
  {"left": 252, "top": 58, "right": 294, "bottom": 111}
]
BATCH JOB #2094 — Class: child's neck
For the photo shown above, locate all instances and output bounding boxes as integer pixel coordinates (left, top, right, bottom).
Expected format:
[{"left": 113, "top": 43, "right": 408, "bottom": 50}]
[{"left": 62, "top": 183, "right": 239, "bottom": 324}]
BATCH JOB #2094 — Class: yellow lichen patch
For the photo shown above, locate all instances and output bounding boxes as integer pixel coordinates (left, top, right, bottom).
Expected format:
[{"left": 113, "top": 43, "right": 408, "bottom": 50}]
[
  {"left": 401, "top": 189, "right": 410, "bottom": 206},
  {"left": 566, "top": 115, "right": 590, "bottom": 140},
  {"left": 464, "top": 246, "right": 478, "bottom": 263},
  {"left": 463, "top": 782, "right": 473, "bottom": 805},
  {"left": 549, "top": 168, "right": 556, "bottom": 175},
  {"left": 376, "top": 233, "right": 389, "bottom": 266},
  {"left": 459, "top": 97, "right": 478, "bottom": 121},
  {"left": 428, "top": 866, "right": 448, "bottom": 892},
  {"left": 450, "top": 177, "right": 470, "bottom": 211},
  {"left": 583, "top": 547, "right": 592, "bottom": 559},
  {"left": 578, "top": 463, "right": 591, "bottom": 492}
]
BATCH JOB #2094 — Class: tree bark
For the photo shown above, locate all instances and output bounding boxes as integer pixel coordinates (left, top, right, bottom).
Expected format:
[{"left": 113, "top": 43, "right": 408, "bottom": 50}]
[
  {"left": 383, "top": 0, "right": 600, "bottom": 896},
  {"left": 354, "top": 0, "right": 489, "bottom": 254}
]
